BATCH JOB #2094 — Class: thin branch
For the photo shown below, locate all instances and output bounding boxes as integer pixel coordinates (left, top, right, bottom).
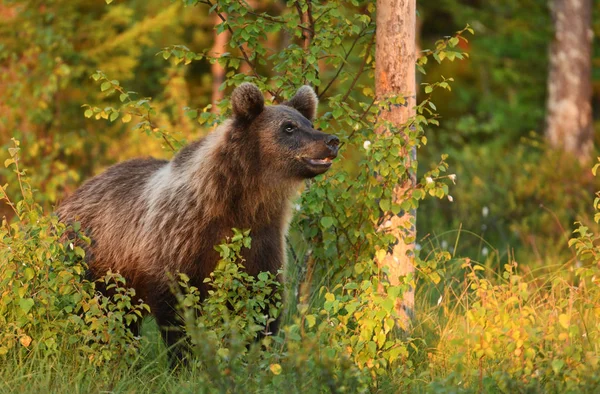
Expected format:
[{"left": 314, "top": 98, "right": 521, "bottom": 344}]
[
  {"left": 318, "top": 28, "right": 370, "bottom": 99},
  {"left": 200, "top": 0, "right": 282, "bottom": 101},
  {"left": 201, "top": 1, "right": 257, "bottom": 75},
  {"left": 13, "top": 153, "right": 30, "bottom": 212},
  {"left": 341, "top": 32, "right": 375, "bottom": 103},
  {"left": 233, "top": 1, "right": 314, "bottom": 34},
  {"left": 129, "top": 109, "right": 177, "bottom": 151},
  {"left": 0, "top": 184, "right": 19, "bottom": 218},
  {"left": 341, "top": 96, "right": 376, "bottom": 148},
  {"left": 312, "top": 6, "right": 333, "bottom": 25},
  {"left": 295, "top": 0, "right": 314, "bottom": 85}
]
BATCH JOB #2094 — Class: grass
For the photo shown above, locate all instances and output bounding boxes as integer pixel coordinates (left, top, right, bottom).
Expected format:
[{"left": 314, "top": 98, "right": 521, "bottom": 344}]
[{"left": 2, "top": 254, "right": 600, "bottom": 394}]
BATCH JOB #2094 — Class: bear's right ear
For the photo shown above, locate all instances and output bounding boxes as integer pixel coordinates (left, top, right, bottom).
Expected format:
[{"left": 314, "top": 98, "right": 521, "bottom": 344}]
[{"left": 231, "top": 83, "right": 265, "bottom": 120}]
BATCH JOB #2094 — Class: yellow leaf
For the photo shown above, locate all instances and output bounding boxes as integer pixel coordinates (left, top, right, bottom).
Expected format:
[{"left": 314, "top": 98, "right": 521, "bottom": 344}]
[
  {"left": 305, "top": 314, "right": 316, "bottom": 328},
  {"left": 122, "top": 113, "right": 132, "bottom": 123},
  {"left": 269, "top": 363, "right": 282, "bottom": 375},
  {"left": 558, "top": 314, "right": 570, "bottom": 329},
  {"left": 20, "top": 335, "right": 32, "bottom": 348},
  {"left": 375, "top": 249, "right": 387, "bottom": 263}
]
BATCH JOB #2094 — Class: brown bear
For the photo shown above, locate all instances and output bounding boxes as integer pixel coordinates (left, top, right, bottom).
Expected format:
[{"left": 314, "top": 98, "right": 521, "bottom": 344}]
[{"left": 57, "top": 83, "right": 339, "bottom": 359}]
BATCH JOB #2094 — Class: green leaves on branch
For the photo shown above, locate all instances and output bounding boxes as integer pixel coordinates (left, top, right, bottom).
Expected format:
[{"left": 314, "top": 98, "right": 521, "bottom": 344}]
[
  {"left": 417, "top": 25, "right": 473, "bottom": 74},
  {"left": 84, "top": 70, "right": 183, "bottom": 151},
  {"left": 158, "top": 45, "right": 205, "bottom": 65}
]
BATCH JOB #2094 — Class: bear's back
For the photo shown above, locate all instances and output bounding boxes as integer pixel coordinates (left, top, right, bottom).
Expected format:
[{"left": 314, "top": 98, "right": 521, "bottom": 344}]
[{"left": 58, "top": 157, "right": 167, "bottom": 223}]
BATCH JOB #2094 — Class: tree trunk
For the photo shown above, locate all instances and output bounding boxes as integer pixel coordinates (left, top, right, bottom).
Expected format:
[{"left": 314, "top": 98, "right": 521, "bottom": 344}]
[
  {"left": 375, "top": 0, "right": 416, "bottom": 328},
  {"left": 211, "top": 13, "right": 229, "bottom": 113},
  {"left": 545, "top": 0, "right": 593, "bottom": 164}
]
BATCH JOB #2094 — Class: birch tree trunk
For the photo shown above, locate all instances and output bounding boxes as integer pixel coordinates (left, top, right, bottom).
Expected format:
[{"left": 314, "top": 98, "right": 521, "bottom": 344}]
[
  {"left": 545, "top": 0, "right": 594, "bottom": 164},
  {"left": 375, "top": 0, "right": 416, "bottom": 328}
]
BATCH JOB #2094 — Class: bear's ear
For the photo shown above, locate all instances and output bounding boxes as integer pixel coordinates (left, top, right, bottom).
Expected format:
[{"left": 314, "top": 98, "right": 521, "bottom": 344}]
[
  {"left": 231, "top": 83, "right": 265, "bottom": 120},
  {"left": 283, "top": 85, "right": 318, "bottom": 121}
]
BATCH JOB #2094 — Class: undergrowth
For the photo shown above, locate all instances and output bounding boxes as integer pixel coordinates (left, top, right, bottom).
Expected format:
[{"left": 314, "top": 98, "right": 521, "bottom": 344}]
[{"left": 2, "top": 140, "right": 600, "bottom": 393}]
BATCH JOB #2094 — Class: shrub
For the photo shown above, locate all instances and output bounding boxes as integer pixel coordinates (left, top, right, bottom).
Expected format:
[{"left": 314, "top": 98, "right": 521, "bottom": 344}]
[{"left": 0, "top": 139, "right": 147, "bottom": 369}]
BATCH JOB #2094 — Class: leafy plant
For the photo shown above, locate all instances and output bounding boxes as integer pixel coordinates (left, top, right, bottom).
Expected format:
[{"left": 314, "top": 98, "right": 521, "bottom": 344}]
[{"left": 0, "top": 139, "right": 147, "bottom": 370}]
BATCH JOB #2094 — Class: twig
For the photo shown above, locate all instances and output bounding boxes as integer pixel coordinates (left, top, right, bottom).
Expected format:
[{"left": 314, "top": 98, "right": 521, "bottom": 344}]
[
  {"left": 131, "top": 109, "right": 177, "bottom": 152},
  {"left": 341, "top": 96, "right": 377, "bottom": 147},
  {"left": 233, "top": 3, "right": 314, "bottom": 34},
  {"left": 13, "top": 153, "right": 30, "bottom": 212},
  {"left": 295, "top": 0, "right": 314, "bottom": 85},
  {"left": 202, "top": 1, "right": 257, "bottom": 74},
  {"left": 341, "top": 32, "right": 375, "bottom": 102},
  {"left": 0, "top": 183, "right": 19, "bottom": 218},
  {"left": 318, "top": 28, "right": 369, "bottom": 99},
  {"left": 200, "top": 0, "right": 281, "bottom": 101}
]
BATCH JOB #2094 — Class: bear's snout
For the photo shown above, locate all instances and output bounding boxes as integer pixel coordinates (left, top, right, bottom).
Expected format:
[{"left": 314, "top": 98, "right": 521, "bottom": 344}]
[{"left": 325, "top": 134, "right": 340, "bottom": 157}]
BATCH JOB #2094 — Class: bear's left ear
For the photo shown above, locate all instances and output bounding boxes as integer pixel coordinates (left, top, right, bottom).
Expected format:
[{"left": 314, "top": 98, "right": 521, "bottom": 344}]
[
  {"left": 283, "top": 85, "right": 318, "bottom": 121},
  {"left": 231, "top": 83, "right": 265, "bottom": 120}
]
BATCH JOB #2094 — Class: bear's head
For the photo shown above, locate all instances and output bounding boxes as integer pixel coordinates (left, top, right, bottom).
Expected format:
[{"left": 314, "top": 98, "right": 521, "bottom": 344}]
[{"left": 230, "top": 83, "right": 339, "bottom": 179}]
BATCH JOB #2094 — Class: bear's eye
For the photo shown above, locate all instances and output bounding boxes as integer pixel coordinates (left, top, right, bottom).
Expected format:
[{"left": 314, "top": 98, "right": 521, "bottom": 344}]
[{"left": 283, "top": 123, "right": 296, "bottom": 134}]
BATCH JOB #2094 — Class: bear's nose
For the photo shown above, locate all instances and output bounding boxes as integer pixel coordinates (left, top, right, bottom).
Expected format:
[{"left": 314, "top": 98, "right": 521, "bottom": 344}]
[{"left": 325, "top": 135, "right": 340, "bottom": 152}]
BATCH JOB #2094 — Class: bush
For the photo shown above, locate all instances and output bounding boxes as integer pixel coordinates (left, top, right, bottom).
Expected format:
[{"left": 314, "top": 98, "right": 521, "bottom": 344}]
[{"left": 0, "top": 139, "right": 147, "bottom": 369}]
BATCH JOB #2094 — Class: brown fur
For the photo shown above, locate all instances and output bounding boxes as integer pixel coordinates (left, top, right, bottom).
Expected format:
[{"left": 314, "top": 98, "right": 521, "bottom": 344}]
[{"left": 57, "top": 84, "right": 339, "bottom": 356}]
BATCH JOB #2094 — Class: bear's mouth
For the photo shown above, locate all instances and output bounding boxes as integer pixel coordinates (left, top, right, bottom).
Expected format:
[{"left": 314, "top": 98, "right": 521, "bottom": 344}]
[{"left": 303, "top": 156, "right": 334, "bottom": 169}]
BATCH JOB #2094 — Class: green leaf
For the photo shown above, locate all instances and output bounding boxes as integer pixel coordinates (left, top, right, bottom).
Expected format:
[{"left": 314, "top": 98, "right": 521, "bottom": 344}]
[
  {"left": 551, "top": 359, "right": 565, "bottom": 374},
  {"left": 332, "top": 107, "right": 344, "bottom": 119},
  {"left": 74, "top": 247, "right": 86, "bottom": 258},
  {"left": 100, "top": 82, "right": 111, "bottom": 92},
  {"left": 84, "top": 109, "right": 93, "bottom": 118},
  {"left": 379, "top": 199, "right": 391, "bottom": 212},
  {"left": 257, "top": 272, "right": 269, "bottom": 282},
  {"left": 19, "top": 298, "right": 35, "bottom": 314},
  {"left": 185, "top": 109, "right": 198, "bottom": 119},
  {"left": 109, "top": 112, "right": 119, "bottom": 122},
  {"left": 424, "top": 85, "right": 433, "bottom": 94},
  {"left": 320, "top": 216, "right": 335, "bottom": 229}
]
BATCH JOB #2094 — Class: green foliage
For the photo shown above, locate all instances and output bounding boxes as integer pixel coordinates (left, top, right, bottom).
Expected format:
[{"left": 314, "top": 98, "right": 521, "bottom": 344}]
[
  {"left": 0, "top": 140, "right": 147, "bottom": 369},
  {"left": 2, "top": 0, "right": 600, "bottom": 392},
  {"left": 173, "top": 229, "right": 368, "bottom": 392},
  {"left": 419, "top": 139, "right": 597, "bottom": 269},
  {"left": 177, "top": 228, "right": 281, "bottom": 347},
  {"left": 417, "top": 0, "right": 600, "bottom": 265}
]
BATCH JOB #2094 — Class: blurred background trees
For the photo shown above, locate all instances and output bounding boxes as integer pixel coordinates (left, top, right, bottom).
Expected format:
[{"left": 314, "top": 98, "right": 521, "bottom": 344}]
[
  {"left": 1, "top": 0, "right": 599, "bottom": 271},
  {"left": 545, "top": 0, "right": 593, "bottom": 164}
]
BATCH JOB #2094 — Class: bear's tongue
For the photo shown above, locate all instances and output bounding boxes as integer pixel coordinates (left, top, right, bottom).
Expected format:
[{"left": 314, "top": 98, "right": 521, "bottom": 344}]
[{"left": 308, "top": 157, "right": 332, "bottom": 165}]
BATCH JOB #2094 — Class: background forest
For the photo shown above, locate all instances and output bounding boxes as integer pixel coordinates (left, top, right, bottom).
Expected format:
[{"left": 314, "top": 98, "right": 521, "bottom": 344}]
[{"left": 1, "top": 0, "right": 600, "bottom": 392}]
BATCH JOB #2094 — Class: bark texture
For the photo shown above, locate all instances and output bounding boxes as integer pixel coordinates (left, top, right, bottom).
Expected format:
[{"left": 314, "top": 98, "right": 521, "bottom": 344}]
[
  {"left": 375, "top": 0, "right": 416, "bottom": 328},
  {"left": 545, "top": 0, "right": 594, "bottom": 164}
]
